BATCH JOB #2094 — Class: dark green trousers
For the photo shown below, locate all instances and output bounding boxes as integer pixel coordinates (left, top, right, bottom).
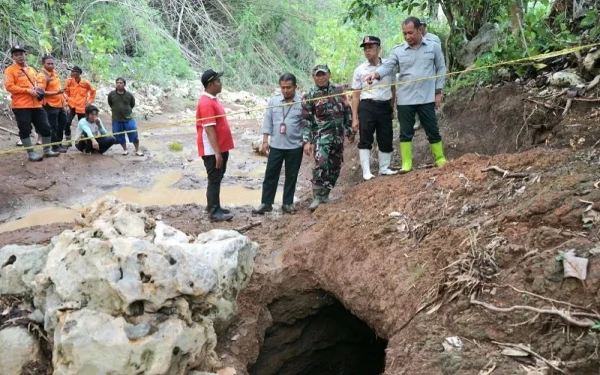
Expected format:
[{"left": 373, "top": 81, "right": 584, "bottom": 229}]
[
  {"left": 397, "top": 103, "right": 442, "bottom": 144},
  {"left": 261, "top": 146, "right": 303, "bottom": 205}
]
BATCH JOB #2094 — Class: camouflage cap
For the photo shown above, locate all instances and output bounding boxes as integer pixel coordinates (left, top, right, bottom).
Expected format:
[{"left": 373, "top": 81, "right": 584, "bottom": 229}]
[{"left": 312, "top": 63, "right": 330, "bottom": 74}]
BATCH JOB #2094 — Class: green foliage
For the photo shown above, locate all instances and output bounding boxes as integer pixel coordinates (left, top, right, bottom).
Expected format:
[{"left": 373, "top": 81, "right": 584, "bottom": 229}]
[
  {"left": 312, "top": 1, "right": 408, "bottom": 84},
  {"left": 215, "top": 0, "right": 318, "bottom": 89},
  {"left": 580, "top": 7, "right": 600, "bottom": 41},
  {"left": 0, "top": 0, "right": 191, "bottom": 84}
]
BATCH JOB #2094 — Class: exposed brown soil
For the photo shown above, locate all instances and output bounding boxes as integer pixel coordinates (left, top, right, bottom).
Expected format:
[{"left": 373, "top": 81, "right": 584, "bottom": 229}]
[{"left": 1, "top": 83, "right": 600, "bottom": 374}]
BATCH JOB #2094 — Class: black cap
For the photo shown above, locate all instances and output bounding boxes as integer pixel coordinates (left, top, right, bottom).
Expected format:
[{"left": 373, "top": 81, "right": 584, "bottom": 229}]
[
  {"left": 10, "top": 45, "right": 26, "bottom": 54},
  {"left": 69, "top": 66, "right": 83, "bottom": 73},
  {"left": 360, "top": 36, "right": 381, "bottom": 48},
  {"left": 312, "top": 64, "right": 330, "bottom": 74},
  {"left": 201, "top": 69, "right": 223, "bottom": 87}
]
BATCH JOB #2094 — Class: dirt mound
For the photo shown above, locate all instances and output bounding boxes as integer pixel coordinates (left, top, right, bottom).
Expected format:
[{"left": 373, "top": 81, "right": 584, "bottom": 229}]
[{"left": 210, "top": 145, "right": 600, "bottom": 375}]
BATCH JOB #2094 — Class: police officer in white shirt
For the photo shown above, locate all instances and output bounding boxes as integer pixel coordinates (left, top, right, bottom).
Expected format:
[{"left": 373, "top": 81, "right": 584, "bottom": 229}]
[{"left": 351, "top": 36, "right": 398, "bottom": 181}]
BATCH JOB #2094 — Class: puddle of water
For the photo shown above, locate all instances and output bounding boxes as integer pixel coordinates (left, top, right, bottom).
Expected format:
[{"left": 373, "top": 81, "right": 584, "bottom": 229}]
[
  {"left": 104, "top": 171, "right": 276, "bottom": 206},
  {"left": 0, "top": 172, "right": 280, "bottom": 234},
  {"left": 0, "top": 207, "right": 79, "bottom": 234}
]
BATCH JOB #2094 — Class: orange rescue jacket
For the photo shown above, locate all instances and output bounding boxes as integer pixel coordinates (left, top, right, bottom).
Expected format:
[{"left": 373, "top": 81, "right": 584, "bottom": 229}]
[
  {"left": 2, "top": 63, "right": 43, "bottom": 109},
  {"left": 39, "top": 69, "right": 65, "bottom": 108},
  {"left": 65, "top": 77, "right": 96, "bottom": 114}
]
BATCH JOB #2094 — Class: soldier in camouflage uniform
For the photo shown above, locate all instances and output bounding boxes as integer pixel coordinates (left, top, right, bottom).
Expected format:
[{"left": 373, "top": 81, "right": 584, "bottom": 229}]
[{"left": 301, "top": 63, "right": 355, "bottom": 211}]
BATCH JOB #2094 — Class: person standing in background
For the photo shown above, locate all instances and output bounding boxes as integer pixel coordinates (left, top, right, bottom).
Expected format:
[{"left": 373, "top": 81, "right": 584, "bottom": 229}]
[
  {"left": 252, "top": 73, "right": 303, "bottom": 215},
  {"left": 108, "top": 77, "right": 143, "bottom": 156},
  {"left": 3, "top": 45, "right": 59, "bottom": 161},
  {"left": 64, "top": 66, "right": 95, "bottom": 147},
  {"left": 302, "top": 63, "right": 355, "bottom": 211},
  {"left": 365, "top": 17, "right": 447, "bottom": 173},
  {"left": 196, "top": 69, "right": 235, "bottom": 222},
  {"left": 351, "top": 36, "right": 397, "bottom": 181},
  {"left": 39, "top": 55, "right": 68, "bottom": 154}
]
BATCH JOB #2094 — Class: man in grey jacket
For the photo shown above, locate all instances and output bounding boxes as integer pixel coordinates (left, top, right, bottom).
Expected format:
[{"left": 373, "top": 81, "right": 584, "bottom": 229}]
[
  {"left": 365, "top": 16, "right": 448, "bottom": 173},
  {"left": 252, "top": 73, "right": 303, "bottom": 215},
  {"left": 421, "top": 19, "right": 442, "bottom": 44}
]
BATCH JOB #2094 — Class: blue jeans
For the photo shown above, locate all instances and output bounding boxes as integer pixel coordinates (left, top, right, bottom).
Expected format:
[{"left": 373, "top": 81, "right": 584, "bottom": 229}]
[{"left": 112, "top": 119, "right": 139, "bottom": 144}]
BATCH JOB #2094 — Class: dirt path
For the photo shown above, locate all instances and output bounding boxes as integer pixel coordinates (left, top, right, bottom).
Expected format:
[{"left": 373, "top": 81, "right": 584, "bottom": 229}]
[{"left": 0, "top": 98, "right": 321, "bottom": 234}]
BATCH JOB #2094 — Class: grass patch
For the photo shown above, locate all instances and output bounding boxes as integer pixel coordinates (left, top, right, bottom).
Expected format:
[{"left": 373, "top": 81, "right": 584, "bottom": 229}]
[{"left": 169, "top": 142, "right": 184, "bottom": 152}]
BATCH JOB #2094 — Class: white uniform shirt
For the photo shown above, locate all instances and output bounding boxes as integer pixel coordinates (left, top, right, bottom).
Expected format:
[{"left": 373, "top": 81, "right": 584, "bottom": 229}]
[{"left": 351, "top": 58, "right": 394, "bottom": 101}]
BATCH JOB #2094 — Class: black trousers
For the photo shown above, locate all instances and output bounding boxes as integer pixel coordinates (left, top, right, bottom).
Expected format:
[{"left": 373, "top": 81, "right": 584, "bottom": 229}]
[
  {"left": 65, "top": 107, "right": 84, "bottom": 137},
  {"left": 397, "top": 103, "right": 441, "bottom": 143},
  {"left": 358, "top": 99, "right": 394, "bottom": 152},
  {"left": 202, "top": 151, "right": 230, "bottom": 210},
  {"left": 261, "top": 146, "right": 303, "bottom": 205},
  {"left": 75, "top": 136, "right": 117, "bottom": 154},
  {"left": 12, "top": 108, "right": 51, "bottom": 139},
  {"left": 44, "top": 105, "right": 67, "bottom": 144}
]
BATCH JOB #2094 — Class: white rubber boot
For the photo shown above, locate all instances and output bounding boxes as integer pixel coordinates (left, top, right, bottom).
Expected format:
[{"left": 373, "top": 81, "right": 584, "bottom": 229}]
[
  {"left": 379, "top": 151, "right": 398, "bottom": 175},
  {"left": 359, "top": 149, "right": 374, "bottom": 181}
]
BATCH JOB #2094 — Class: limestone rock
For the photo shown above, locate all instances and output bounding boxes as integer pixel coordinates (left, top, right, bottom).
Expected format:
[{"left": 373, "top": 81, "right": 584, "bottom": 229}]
[
  {"left": 25, "top": 197, "right": 258, "bottom": 375},
  {"left": 583, "top": 48, "right": 600, "bottom": 72},
  {"left": 154, "top": 220, "right": 190, "bottom": 246},
  {"left": 457, "top": 23, "right": 499, "bottom": 68},
  {"left": 53, "top": 309, "right": 218, "bottom": 375},
  {"left": 0, "top": 244, "right": 50, "bottom": 295},
  {"left": 0, "top": 326, "right": 42, "bottom": 374},
  {"left": 549, "top": 71, "right": 585, "bottom": 87}
]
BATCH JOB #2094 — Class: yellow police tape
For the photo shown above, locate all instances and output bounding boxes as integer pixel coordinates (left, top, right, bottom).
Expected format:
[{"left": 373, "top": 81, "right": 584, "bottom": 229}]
[{"left": 1, "top": 41, "right": 599, "bottom": 155}]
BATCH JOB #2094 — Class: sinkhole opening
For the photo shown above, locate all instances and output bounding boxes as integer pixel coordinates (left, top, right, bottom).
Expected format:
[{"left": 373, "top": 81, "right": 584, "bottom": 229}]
[{"left": 249, "top": 289, "right": 387, "bottom": 375}]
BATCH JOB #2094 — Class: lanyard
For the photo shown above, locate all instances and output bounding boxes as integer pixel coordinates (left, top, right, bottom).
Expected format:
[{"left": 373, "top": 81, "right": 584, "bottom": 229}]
[{"left": 282, "top": 99, "right": 294, "bottom": 121}]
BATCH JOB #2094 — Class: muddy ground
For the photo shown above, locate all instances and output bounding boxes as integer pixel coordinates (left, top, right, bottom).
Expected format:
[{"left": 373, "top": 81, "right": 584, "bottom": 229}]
[{"left": 1, "top": 83, "right": 600, "bottom": 374}]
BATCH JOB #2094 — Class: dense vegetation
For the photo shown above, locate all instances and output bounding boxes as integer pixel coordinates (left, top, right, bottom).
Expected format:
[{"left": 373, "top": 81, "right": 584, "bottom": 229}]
[{"left": 0, "top": 0, "right": 598, "bottom": 91}]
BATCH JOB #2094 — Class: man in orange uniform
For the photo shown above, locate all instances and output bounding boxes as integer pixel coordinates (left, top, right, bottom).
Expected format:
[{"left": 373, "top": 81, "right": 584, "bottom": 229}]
[
  {"left": 2, "top": 45, "right": 60, "bottom": 161},
  {"left": 64, "top": 66, "right": 96, "bottom": 146},
  {"left": 39, "top": 55, "right": 68, "bottom": 153}
]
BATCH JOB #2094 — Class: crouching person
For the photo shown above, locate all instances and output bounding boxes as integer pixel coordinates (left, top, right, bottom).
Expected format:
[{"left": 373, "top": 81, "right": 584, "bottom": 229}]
[{"left": 74, "top": 105, "right": 116, "bottom": 154}]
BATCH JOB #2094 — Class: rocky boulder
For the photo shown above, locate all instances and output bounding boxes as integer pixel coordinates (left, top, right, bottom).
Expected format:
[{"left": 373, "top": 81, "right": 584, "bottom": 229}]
[
  {"left": 457, "top": 23, "right": 500, "bottom": 68},
  {"left": 0, "top": 326, "right": 43, "bottom": 375},
  {"left": 0, "top": 244, "right": 50, "bottom": 296},
  {"left": 1, "top": 196, "right": 258, "bottom": 375},
  {"left": 549, "top": 71, "right": 585, "bottom": 87},
  {"left": 583, "top": 48, "right": 600, "bottom": 72}
]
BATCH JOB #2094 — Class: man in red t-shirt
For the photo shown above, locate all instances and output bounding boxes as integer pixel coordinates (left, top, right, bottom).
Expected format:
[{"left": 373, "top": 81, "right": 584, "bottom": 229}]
[{"left": 196, "top": 69, "right": 235, "bottom": 222}]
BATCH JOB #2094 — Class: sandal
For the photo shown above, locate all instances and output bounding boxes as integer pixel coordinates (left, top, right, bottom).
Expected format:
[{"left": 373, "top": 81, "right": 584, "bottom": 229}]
[
  {"left": 122, "top": 151, "right": 129, "bottom": 155},
  {"left": 135, "top": 151, "right": 144, "bottom": 156}
]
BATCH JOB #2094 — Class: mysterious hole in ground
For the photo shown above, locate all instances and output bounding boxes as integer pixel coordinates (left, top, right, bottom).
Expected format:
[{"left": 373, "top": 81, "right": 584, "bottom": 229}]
[{"left": 249, "top": 289, "right": 387, "bottom": 375}]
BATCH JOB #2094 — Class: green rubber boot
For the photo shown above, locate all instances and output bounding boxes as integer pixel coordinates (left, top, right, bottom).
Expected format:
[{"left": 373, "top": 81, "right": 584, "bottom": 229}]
[
  {"left": 309, "top": 186, "right": 324, "bottom": 211},
  {"left": 399, "top": 142, "right": 413, "bottom": 174},
  {"left": 430, "top": 141, "right": 447, "bottom": 167}
]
